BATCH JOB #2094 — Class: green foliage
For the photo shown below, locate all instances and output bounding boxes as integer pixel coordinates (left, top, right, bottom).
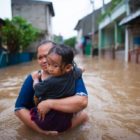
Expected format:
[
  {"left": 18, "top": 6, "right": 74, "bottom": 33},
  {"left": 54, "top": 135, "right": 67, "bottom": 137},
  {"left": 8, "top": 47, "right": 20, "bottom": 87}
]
[
  {"left": 98, "top": 0, "right": 123, "bottom": 23},
  {"left": 1, "top": 16, "right": 40, "bottom": 53},
  {"left": 64, "top": 37, "right": 76, "bottom": 48},
  {"left": 53, "top": 34, "right": 64, "bottom": 44},
  {"left": 110, "top": 0, "right": 123, "bottom": 11}
]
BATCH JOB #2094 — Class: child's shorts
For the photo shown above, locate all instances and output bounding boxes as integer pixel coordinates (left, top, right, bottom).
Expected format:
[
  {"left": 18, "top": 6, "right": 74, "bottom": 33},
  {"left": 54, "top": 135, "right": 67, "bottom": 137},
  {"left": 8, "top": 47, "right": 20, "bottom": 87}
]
[{"left": 30, "top": 107, "right": 73, "bottom": 132}]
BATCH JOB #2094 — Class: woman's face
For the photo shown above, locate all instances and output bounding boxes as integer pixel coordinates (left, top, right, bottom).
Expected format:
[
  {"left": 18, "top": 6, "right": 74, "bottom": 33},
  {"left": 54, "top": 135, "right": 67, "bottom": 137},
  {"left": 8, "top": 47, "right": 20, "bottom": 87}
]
[{"left": 37, "top": 43, "right": 53, "bottom": 72}]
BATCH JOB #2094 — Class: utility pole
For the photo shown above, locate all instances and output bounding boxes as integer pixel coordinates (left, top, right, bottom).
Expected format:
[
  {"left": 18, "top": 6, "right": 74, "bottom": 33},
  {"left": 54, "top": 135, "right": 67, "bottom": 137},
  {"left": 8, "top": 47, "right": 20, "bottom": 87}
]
[
  {"left": 125, "top": 0, "right": 130, "bottom": 62},
  {"left": 99, "top": 0, "right": 105, "bottom": 58},
  {"left": 102, "top": 0, "right": 105, "bottom": 14},
  {"left": 90, "top": 0, "right": 94, "bottom": 55}
]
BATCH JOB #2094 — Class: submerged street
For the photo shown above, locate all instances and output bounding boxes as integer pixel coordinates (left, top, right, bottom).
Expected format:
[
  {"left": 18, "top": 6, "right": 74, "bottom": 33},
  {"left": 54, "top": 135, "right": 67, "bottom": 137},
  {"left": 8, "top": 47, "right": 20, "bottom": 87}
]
[{"left": 0, "top": 55, "right": 140, "bottom": 140}]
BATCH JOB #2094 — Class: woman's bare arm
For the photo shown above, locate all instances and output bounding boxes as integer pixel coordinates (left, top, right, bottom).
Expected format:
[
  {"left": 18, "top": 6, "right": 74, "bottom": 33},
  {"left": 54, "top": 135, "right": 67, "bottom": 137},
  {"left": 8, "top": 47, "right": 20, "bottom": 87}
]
[
  {"left": 37, "top": 95, "right": 88, "bottom": 120},
  {"left": 37, "top": 77, "right": 88, "bottom": 120},
  {"left": 48, "top": 95, "right": 88, "bottom": 112}
]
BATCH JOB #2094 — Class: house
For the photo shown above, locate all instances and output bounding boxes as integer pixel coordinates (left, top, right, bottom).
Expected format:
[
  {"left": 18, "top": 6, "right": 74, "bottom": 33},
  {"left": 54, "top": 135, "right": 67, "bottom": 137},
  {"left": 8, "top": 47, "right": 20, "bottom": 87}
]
[
  {"left": 0, "top": 18, "right": 8, "bottom": 68},
  {"left": 98, "top": 0, "right": 126, "bottom": 60},
  {"left": 99, "top": 0, "right": 140, "bottom": 63},
  {"left": 119, "top": 0, "right": 140, "bottom": 63},
  {"left": 74, "top": 3, "right": 110, "bottom": 56},
  {"left": 75, "top": 8, "right": 101, "bottom": 56},
  {"left": 11, "top": 0, "right": 55, "bottom": 52},
  {"left": 0, "top": 18, "right": 6, "bottom": 50}
]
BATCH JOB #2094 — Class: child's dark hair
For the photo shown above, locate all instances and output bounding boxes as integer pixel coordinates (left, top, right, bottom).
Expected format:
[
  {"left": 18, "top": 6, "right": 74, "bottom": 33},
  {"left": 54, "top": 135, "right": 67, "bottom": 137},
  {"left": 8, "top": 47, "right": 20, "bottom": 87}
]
[{"left": 48, "top": 44, "right": 74, "bottom": 66}]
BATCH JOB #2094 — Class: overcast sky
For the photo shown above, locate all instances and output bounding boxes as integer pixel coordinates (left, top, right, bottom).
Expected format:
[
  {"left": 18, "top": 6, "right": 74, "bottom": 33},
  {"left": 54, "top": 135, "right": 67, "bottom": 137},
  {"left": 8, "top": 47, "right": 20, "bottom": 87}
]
[{"left": 0, "top": 0, "right": 110, "bottom": 39}]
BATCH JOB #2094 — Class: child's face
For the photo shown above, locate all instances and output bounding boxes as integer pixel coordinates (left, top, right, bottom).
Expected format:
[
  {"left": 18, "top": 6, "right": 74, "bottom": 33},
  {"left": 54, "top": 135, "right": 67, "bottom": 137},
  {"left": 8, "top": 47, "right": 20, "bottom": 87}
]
[{"left": 46, "top": 53, "right": 66, "bottom": 76}]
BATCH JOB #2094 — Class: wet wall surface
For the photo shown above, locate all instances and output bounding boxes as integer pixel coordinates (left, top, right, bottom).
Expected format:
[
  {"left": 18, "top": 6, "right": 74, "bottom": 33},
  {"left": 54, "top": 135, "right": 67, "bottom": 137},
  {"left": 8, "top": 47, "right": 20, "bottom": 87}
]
[{"left": 0, "top": 55, "right": 140, "bottom": 140}]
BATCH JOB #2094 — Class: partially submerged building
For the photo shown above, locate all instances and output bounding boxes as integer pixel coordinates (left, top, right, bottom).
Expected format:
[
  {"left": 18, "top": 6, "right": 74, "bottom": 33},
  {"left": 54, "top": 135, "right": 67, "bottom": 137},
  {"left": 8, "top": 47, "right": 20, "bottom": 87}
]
[
  {"left": 119, "top": 0, "right": 140, "bottom": 63},
  {"left": 75, "top": 0, "right": 140, "bottom": 64},
  {"left": 99, "top": 0, "right": 140, "bottom": 63},
  {"left": 74, "top": 3, "right": 110, "bottom": 56},
  {"left": 75, "top": 8, "right": 101, "bottom": 56}
]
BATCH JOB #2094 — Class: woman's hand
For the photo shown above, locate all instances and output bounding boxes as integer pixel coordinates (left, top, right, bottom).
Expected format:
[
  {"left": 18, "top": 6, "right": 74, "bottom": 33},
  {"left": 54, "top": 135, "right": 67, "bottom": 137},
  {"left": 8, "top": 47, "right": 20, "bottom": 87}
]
[
  {"left": 37, "top": 100, "right": 51, "bottom": 120},
  {"left": 32, "top": 71, "right": 40, "bottom": 80},
  {"left": 32, "top": 71, "right": 40, "bottom": 87}
]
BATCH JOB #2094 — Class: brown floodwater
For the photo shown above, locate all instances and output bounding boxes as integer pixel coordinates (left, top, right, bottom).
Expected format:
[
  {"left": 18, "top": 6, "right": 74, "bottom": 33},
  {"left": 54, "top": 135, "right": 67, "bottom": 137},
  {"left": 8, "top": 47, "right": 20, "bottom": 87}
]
[{"left": 0, "top": 55, "right": 140, "bottom": 140}]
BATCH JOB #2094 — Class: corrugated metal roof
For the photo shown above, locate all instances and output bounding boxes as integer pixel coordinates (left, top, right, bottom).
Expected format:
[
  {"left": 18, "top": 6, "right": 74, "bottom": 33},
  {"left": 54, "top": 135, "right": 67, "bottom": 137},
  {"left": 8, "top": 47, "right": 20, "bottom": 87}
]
[
  {"left": 119, "top": 9, "right": 140, "bottom": 25},
  {"left": 74, "top": 8, "right": 101, "bottom": 36},
  {"left": 74, "top": 2, "right": 111, "bottom": 36},
  {"left": 0, "top": 18, "right": 5, "bottom": 25},
  {"left": 129, "top": 0, "right": 140, "bottom": 13}
]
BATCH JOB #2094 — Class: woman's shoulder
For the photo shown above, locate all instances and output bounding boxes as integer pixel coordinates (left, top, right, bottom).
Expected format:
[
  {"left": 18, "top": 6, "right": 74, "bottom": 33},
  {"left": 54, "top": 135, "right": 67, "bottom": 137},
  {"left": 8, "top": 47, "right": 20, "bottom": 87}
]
[
  {"left": 24, "top": 73, "right": 33, "bottom": 81},
  {"left": 31, "top": 70, "right": 41, "bottom": 77},
  {"left": 31, "top": 70, "right": 38, "bottom": 76}
]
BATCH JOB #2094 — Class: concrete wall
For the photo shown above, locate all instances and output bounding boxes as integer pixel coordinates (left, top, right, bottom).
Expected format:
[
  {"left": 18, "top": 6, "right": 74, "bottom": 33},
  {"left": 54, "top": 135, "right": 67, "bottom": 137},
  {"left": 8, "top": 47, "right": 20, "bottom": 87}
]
[
  {"left": 12, "top": 2, "right": 53, "bottom": 52},
  {"left": 12, "top": 4, "right": 49, "bottom": 31}
]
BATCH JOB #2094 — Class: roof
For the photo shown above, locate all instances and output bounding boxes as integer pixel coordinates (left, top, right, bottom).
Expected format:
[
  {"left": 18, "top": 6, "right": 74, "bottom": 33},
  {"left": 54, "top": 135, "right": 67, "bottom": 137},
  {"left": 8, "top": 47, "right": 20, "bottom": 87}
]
[
  {"left": 74, "top": 2, "right": 111, "bottom": 36},
  {"left": 129, "top": 0, "right": 140, "bottom": 13},
  {"left": 12, "top": 0, "right": 55, "bottom": 16},
  {"left": 74, "top": 8, "right": 101, "bottom": 36},
  {"left": 119, "top": 9, "right": 140, "bottom": 25}
]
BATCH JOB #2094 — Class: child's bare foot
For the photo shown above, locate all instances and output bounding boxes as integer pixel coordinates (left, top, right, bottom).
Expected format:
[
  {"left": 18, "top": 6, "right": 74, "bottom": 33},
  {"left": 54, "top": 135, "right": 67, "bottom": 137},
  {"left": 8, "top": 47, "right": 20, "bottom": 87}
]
[
  {"left": 81, "top": 67, "right": 85, "bottom": 73},
  {"left": 42, "top": 130, "right": 58, "bottom": 136}
]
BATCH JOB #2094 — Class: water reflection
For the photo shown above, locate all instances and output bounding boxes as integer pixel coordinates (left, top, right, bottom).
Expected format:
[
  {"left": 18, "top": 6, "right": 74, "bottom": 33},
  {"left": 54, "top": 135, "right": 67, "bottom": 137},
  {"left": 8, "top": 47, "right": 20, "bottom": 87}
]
[{"left": 0, "top": 55, "right": 140, "bottom": 140}]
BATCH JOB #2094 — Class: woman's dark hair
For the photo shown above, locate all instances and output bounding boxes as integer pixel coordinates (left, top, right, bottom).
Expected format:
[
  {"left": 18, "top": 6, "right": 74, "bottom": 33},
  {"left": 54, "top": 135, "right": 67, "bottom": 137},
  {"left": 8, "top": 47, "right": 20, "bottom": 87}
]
[
  {"left": 48, "top": 44, "right": 74, "bottom": 66},
  {"left": 36, "top": 40, "right": 57, "bottom": 51}
]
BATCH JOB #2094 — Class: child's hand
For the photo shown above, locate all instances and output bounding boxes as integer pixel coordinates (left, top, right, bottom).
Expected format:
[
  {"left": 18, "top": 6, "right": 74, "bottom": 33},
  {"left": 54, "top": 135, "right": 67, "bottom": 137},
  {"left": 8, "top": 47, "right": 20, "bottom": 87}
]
[
  {"left": 34, "top": 96, "right": 39, "bottom": 106},
  {"left": 79, "top": 67, "right": 85, "bottom": 73},
  {"left": 32, "top": 71, "right": 40, "bottom": 81},
  {"left": 37, "top": 100, "right": 51, "bottom": 121}
]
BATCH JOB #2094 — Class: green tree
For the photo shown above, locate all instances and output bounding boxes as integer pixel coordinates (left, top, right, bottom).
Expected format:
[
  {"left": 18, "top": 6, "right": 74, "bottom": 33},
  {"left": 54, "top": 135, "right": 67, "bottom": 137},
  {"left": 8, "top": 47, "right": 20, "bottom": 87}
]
[
  {"left": 64, "top": 37, "right": 76, "bottom": 48},
  {"left": 1, "top": 16, "right": 40, "bottom": 53},
  {"left": 53, "top": 34, "right": 64, "bottom": 44}
]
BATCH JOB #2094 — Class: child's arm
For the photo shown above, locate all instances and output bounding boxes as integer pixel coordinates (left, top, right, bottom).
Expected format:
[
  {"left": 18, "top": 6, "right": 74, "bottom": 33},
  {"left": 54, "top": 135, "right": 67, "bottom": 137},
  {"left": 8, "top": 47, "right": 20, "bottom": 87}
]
[{"left": 32, "top": 71, "right": 40, "bottom": 88}]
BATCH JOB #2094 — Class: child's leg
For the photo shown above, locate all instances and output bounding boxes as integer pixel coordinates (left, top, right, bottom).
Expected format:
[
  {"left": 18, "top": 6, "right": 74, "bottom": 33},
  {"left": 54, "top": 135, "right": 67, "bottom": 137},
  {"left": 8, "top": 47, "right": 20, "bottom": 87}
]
[
  {"left": 15, "top": 109, "right": 58, "bottom": 136},
  {"left": 70, "top": 111, "right": 88, "bottom": 129}
]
